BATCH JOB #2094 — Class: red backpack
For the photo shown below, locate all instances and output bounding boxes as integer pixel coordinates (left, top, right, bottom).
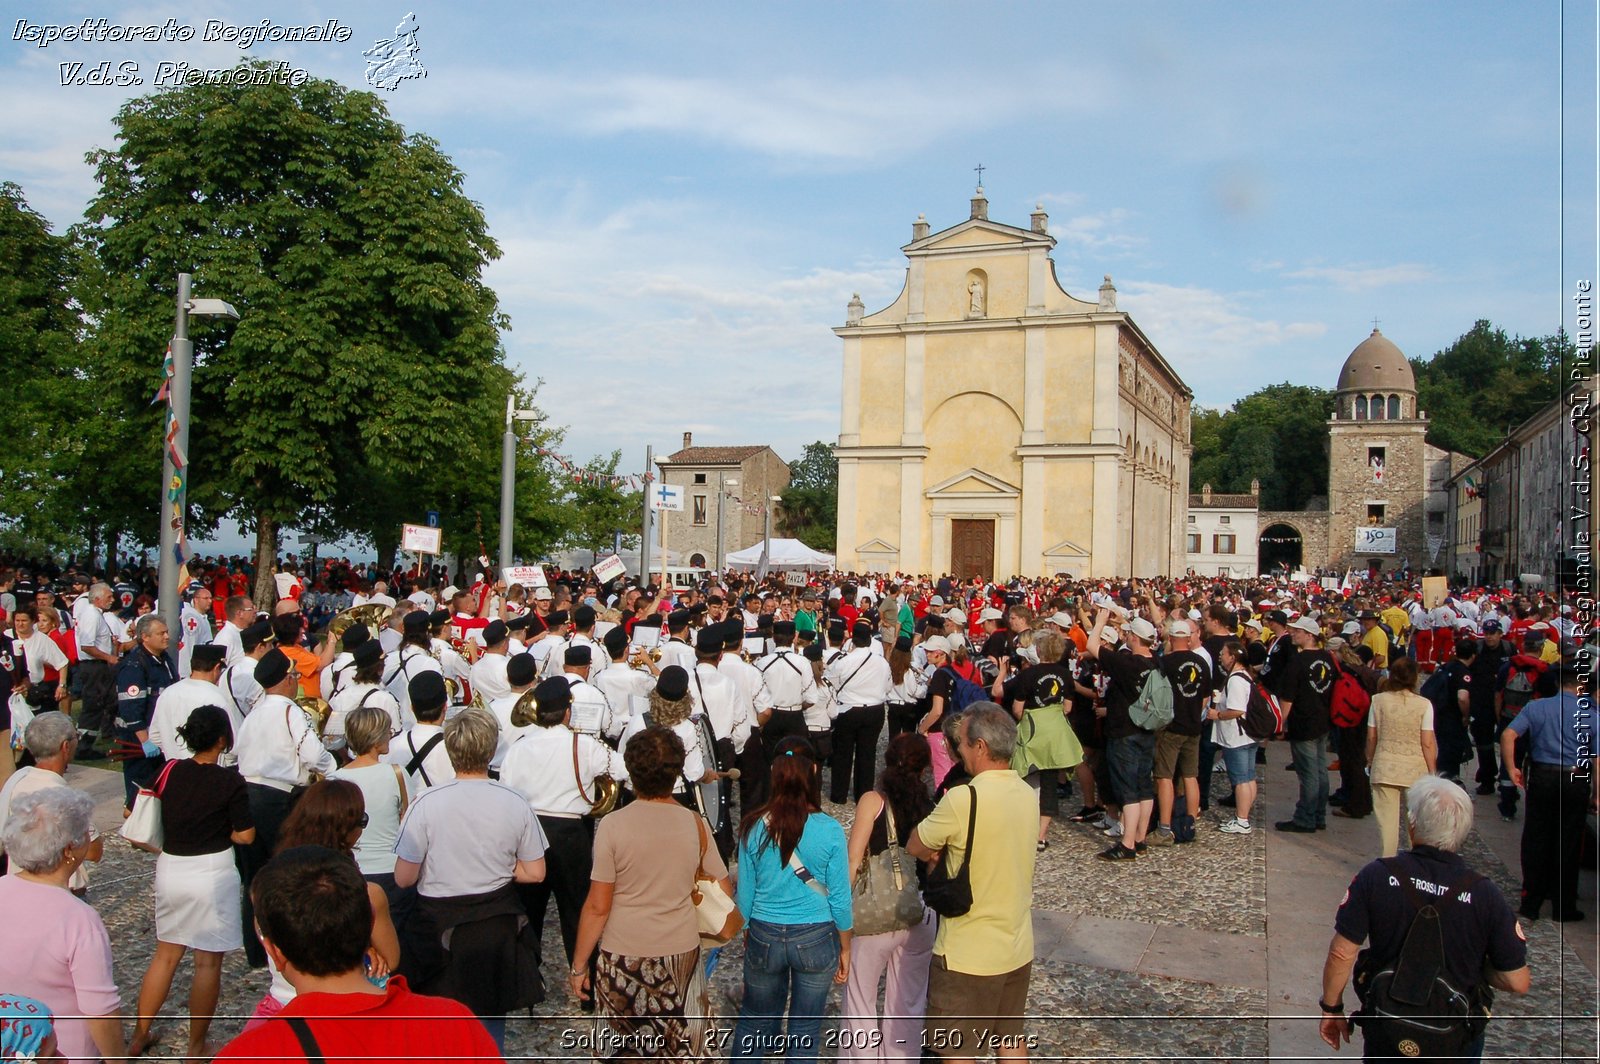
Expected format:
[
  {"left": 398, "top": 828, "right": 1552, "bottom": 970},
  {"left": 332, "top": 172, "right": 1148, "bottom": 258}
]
[{"left": 1330, "top": 661, "right": 1373, "bottom": 728}]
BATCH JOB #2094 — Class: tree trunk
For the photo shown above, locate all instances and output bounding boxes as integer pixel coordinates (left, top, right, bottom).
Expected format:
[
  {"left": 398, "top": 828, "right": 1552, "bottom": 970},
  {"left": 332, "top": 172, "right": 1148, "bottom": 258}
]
[
  {"left": 376, "top": 536, "right": 397, "bottom": 576},
  {"left": 86, "top": 522, "right": 100, "bottom": 575},
  {"left": 105, "top": 528, "right": 122, "bottom": 577},
  {"left": 252, "top": 510, "right": 278, "bottom": 611}
]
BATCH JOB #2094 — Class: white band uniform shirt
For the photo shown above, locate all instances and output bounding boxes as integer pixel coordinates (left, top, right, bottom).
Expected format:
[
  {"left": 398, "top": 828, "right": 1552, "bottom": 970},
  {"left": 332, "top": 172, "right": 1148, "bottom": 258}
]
[
  {"left": 384, "top": 646, "right": 442, "bottom": 728},
  {"left": 564, "top": 676, "right": 623, "bottom": 742},
  {"left": 219, "top": 662, "right": 264, "bottom": 719},
  {"left": 824, "top": 645, "right": 894, "bottom": 709},
  {"left": 148, "top": 677, "right": 240, "bottom": 764},
  {"left": 717, "top": 654, "right": 773, "bottom": 753},
  {"left": 656, "top": 637, "right": 696, "bottom": 675},
  {"left": 327, "top": 682, "right": 403, "bottom": 747},
  {"left": 537, "top": 634, "right": 610, "bottom": 681},
  {"left": 690, "top": 662, "right": 746, "bottom": 746},
  {"left": 394, "top": 778, "right": 547, "bottom": 898},
  {"left": 235, "top": 693, "right": 336, "bottom": 790},
  {"left": 487, "top": 693, "right": 538, "bottom": 771},
  {"left": 430, "top": 638, "right": 471, "bottom": 714},
  {"left": 384, "top": 722, "right": 455, "bottom": 793},
  {"left": 470, "top": 652, "right": 512, "bottom": 705},
  {"left": 212, "top": 621, "right": 245, "bottom": 667},
  {"left": 617, "top": 715, "right": 706, "bottom": 795},
  {"left": 499, "top": 722, "right": 629, "bottom": 818},
  {"left": 591, "top": 664, "right": 653, "bottom": 726},
  {"left": 320, "top": 651, "right": 356, "bottom": 704},
  {"left": 755, "top": 648, "right": 817, "bottom": 711},
  {"left": 378, "top": 626, "right": 403, "bottom": 655}
]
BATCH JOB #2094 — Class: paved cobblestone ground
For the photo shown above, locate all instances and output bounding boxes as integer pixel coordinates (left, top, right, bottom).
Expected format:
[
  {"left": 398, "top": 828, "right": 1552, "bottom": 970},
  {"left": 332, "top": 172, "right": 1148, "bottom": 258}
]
[{"left": 71, "top": 753, "right": 1595, "bottom": 1062}]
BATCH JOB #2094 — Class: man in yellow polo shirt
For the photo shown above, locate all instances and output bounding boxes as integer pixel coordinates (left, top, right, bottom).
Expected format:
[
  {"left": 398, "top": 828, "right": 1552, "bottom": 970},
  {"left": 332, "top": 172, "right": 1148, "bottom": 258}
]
[
  {"left": 1357, "top": 611, "right": 1390, "bottom": 669},
  {"left": 909, "top": 703, "right": 1038, "bottom": 1062},
  {"left": 1378, "top": 598, "right": 1411, "bottom": 653}
]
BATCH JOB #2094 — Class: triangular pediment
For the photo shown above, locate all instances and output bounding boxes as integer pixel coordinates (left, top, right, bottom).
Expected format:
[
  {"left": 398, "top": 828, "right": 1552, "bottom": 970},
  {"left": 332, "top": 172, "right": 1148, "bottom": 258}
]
[
  {"left": 926, "top": 468, "right": 1020, "bottom": 497},
  {"left": 856, "top": 538, "right": 898, "bottom": 554},
  {"left": 905, "top": 217, "right": 1053, "bottom": 254},
  {"left": 1043, "top": 538, "right": 1090, "bottom": 558}
]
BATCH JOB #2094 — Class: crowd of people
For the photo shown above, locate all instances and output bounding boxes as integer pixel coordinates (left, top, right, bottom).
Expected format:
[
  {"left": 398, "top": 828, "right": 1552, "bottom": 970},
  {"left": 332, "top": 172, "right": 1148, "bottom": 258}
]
[{"left": 0, "top": 548, "right": 1592, "bottom": 1062}]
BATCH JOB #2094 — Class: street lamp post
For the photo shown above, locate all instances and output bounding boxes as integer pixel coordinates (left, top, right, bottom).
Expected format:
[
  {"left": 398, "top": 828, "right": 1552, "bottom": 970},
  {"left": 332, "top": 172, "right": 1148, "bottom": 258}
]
[
  {"left": 757, "top": 495, "right": 782, "bottom": 580},
  {"left": 498, "top": 398, "right": 543, "bottom": 575},
  {"left": 157, "top": 273, "right": 238, "bottom": 660},
  {"left": 716, "top": 475, "right": 739, "bottom": 574}
]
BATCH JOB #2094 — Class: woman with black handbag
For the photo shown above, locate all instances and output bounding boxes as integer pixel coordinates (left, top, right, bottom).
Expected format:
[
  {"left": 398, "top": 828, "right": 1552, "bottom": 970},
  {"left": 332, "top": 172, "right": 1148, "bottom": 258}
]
[{"left": 840, "top": 733, "right": 936, "bottom": 1061}]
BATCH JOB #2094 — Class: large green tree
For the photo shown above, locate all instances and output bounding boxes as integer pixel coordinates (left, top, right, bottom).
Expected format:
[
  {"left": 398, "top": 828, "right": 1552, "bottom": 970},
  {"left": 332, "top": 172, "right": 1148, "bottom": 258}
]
[
  {"left": 1188, "top": 383, "right": 1335, "bottom": 509},
  {"left": 1411, "top": 319, "right": 1567, "bottom": 457},
  {"left": 78, "top": 66, "right": 511, "bottom": 605},
  {"left": 777, "top": 441, "right": 838, "bottom": 551},
  {"left": 559, "top": 450, "right": 643, "bottom": 561}
]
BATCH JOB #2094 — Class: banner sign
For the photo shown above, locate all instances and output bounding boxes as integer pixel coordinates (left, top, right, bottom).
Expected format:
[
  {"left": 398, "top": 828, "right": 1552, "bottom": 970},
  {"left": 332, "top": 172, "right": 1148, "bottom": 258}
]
[
  {"left": 650, "top": 484, "right": 685, "bottom": 511},
  {"left": 592, "top": 554, "right": 627, "bottom": 584},
  {"left": 1354, "top": 527, "right": 1397, "bottom": 554},
  {"left": 784, "top": 570, "right": 809, "bottom": 587},
  {"left": 502, "top": 565, "right": 548, "bottom": 589},
  {"left": 401, "top": 522, "right": 442, "bottom": 554}
]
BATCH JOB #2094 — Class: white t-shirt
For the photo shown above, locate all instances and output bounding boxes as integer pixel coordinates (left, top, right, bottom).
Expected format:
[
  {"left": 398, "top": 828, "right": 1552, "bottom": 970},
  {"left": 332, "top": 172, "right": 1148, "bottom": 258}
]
[
  {"left": 72, "top": 598, "right": 113, "bottom": 657},
  {"left": 1214, "top": 669, "right": 1256, "bottom": 749},
  {"left": 16, "top": 631, "right": 68, "bottom": 683},
  {"left": 393, "top": 778, "right": 546, "bottom": 897}
]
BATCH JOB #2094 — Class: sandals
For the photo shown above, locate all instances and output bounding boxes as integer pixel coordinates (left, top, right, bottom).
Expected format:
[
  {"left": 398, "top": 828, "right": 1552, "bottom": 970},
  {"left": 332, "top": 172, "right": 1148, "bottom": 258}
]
[{"left": 1036, "top": 838, "right": 1049, "bottom": 852}]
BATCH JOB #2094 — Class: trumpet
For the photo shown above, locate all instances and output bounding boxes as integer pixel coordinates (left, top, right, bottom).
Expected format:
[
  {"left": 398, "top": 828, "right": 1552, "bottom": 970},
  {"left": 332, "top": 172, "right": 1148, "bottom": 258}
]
[{"left": 328, "top": 604, "right": 393, "bottom": 646}]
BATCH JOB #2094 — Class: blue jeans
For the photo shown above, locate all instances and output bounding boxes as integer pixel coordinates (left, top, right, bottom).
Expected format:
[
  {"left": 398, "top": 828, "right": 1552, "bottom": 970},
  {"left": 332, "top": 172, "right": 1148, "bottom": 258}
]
[
  {"left": 1220, "top": 742, "right": 1257, "bottom": 785},
  {"left": 1289, "top": 738, "right": 1328, "bottom": 828},
  {"left": 732, "top": 919, "right": 839, "bottom": 1063}
]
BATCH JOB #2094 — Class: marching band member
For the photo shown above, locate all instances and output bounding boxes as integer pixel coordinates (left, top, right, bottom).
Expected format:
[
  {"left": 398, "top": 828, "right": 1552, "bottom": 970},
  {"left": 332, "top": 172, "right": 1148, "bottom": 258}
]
[
  {"left": 540, "top": 605, "right": 607, "bottom": 681},
  {"left": 690, "top": 625, "right": 745, "bottom": 860},
  {"left": 319, "top": 624, "right": 368, "bottom": 705},
  {"left": 499, "top": 677, "right": 628, "bottom": 979},
  {"left": 592, "top": 627, "right": 656, "bottom": 729},
  {"left": 506, "top": 615, "right": 533, "bottom": 656},
  {"left": 488, "top": 653, "right": 540, "bottom": 774},
  {"left": 755, "top": 620, "right": 816, "bottom": 757},
  {"left": 377, "top": 602, "right": 409, "bottom": 655},
  {"left": 234, "top": 648, "right": 336, "bottom": 968},
  {"left": 470, "top": 621, "right": 514, "bottom": 705},
  {"left": 147, "top": 645, "right": 237, "bottom": 764},
  {"left": 383, "top": 611, "right": 442, "bottom": 727},
  {"left": 528, "top": 610, "right": 570, "bottom": 675},
  {"left": 561, "top": 645, "right": 623, "bottom": 744},
  {"left": 656, "top": 610, "right": 696, "bottom": 674},
  {"left": 801, "top": 643, "right": 839, "bottom": 760},
  {"left": 718, "top": 622, "right": 773, "bottom": 810},
  {"left": 384, "top": 671, "right": 455, "bottom": 796},
  {"left": 327, "top": 640, "right": 402, "bottom": 748},
  {"left": 219, "top": 621, "right": 274, "bottom": 720},
  {"left": 823, "top": 621, "right": 894, "bottom": 804},
  {"left": 428, "top": 609, "right": 474, "bottom": 715}
]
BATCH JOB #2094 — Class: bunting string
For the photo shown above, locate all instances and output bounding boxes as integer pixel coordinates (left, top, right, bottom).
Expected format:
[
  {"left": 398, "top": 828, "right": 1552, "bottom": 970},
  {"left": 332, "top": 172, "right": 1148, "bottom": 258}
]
[{"left": 532, "top": 446, "right": 654, "bottom": 490}]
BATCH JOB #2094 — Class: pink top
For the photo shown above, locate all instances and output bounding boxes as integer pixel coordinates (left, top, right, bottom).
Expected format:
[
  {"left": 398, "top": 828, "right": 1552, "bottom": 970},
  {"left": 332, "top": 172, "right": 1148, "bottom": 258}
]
[{"left": 0, "top": 875, "right": 120, "bottom": 1064}]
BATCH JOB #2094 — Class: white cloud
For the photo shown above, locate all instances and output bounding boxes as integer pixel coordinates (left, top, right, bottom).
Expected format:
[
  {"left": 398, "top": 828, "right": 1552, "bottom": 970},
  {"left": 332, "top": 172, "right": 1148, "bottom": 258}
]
[
  {"left": 1285, "top": 262, "right": 1435, "bottom": 292},
  {"left": 1049, "top": 207, "right": 1143, "bottom": 254}
]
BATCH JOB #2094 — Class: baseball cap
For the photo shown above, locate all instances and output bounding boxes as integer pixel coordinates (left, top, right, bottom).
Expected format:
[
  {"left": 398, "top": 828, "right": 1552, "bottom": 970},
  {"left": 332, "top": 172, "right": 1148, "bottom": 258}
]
[
  {"left": 1242, "top": 617, "right": 1263, "bottom": 631},
  {"left": 928, "top": 595, "right": 945, "bottom": 607},
  {"left": 1123, "top": 617, "right": 1158, "bottom": 643},
  {"left": 921, "top": 635, "right": 953, "bottom": 656},
  {"left": 979, "top": 607, "right": 1004, "bottom": 622},
  {"left": 1482, "top": 619, "right": 1504, "bottom": 634},
  {"left": 1048, "top": 611, "right": 1074, "bottom": 627},
  {"left": 533, "top": 587, "right": 553, "bottom": 600},
  {"left": 1289, "top": 616, "right": 1322, "bottom": 636}
]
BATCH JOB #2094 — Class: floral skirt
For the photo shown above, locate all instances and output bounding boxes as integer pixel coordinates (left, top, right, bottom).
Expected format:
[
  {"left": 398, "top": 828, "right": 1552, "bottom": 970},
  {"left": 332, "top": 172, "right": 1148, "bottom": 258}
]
[{"left": 591, "top": 945, "right": 710, "bottom": 1062}]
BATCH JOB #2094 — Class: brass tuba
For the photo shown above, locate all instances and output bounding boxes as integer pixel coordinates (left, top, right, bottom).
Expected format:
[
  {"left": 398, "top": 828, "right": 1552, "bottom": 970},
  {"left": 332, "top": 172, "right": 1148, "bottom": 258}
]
[
  {"left": 295, "top": 696, "right": 333, "bottom": 737},
  {"left": 586, "top": 774, "right": 622, "bottom": 817},
  {"left": 328, "top": 603, "right": 393, "bottom": 646}
]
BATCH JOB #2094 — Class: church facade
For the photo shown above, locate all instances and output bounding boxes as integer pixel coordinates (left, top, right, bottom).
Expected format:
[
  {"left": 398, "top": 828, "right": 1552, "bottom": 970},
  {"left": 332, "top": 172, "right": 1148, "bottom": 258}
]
[{"left": 832, "top": 189, "right": 1192, "bottom": 579}]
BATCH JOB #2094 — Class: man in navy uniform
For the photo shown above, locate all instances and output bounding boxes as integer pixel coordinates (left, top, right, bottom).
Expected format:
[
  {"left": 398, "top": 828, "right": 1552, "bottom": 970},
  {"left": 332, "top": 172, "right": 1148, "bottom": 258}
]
[{"left": 112, "top": 615, "right": 178, "bottom": 807}]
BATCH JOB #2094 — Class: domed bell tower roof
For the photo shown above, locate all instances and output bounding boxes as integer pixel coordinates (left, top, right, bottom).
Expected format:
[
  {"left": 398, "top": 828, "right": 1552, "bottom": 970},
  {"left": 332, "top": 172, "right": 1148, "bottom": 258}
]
[{"left": 1336, "top": 328, "right": 1415, "bottom": 394}]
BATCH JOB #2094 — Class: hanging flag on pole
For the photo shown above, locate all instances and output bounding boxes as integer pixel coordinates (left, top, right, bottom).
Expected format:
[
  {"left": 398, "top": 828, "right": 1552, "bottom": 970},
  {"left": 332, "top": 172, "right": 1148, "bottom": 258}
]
[{"left": 649, "top": 484, "right": 685, "bottom": 511}]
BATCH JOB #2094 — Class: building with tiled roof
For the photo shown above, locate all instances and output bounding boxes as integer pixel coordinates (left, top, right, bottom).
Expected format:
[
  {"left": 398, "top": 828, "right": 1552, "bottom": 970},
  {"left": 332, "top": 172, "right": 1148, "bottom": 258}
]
[{"left": 655, "top": 433, "right": 790, "bottom": 570}]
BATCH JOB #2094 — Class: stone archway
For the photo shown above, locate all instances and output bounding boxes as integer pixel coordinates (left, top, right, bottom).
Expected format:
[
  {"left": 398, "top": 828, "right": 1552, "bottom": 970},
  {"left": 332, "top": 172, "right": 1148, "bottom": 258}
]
[{"left": 1258, "top": 522, "right": 1304, "bottom": 573}]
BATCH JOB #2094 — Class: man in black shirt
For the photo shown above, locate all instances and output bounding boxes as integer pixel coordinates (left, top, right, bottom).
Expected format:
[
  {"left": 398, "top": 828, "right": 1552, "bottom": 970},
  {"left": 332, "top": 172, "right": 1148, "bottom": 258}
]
[
  {"left": 1467, "top": 621, "right": 1512, "bottom": 794},
  {"left": 1258, "top": 610, "right": 1295, "bottom": 697},
  {"left": 1275, "top": 616, "right": 1337, "bottom": 833},
  {"left": 1088, "top": 607, "right": 1159, "bottom": 861},
  {"left": 1432, "top": 642, "right": 1476, "bottom": 784},
  {"left": 1149, "top": 619, "right": 1210, "bottom": 845}
]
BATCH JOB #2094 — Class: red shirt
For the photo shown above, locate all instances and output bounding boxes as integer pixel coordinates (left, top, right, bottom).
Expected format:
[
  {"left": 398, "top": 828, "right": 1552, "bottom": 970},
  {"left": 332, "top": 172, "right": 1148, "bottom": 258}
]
[{"left": 216, "top": 977, "right": 502, "bottom": 1063}]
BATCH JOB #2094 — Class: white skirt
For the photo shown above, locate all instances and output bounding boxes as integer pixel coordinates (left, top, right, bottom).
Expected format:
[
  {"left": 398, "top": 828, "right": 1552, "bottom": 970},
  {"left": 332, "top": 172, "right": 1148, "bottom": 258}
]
[{"left": 154, "top": 849, "right": 243, "bottom": 952}]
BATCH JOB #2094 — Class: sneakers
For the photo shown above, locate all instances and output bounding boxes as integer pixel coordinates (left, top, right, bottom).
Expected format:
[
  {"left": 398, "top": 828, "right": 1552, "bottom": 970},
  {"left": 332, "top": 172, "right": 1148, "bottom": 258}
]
[
  {"left": 1090, "top": 812, "right": 1114, "bottom": 830},
  {"left": 1146, "top": 826, "right": 1175, "bottom": 847},
  {"left": 1068, "top": 805, "right": 1105, "bottom": 823},
  {"left": 1103, "top": 822, "right": 1124, "bottom": 839},
  {"left": 1219, "top": 818, "right": 1252, "bottom": 834},
  {"left": 1097, "top": 843, "right": 1138, "bottom": 861}
]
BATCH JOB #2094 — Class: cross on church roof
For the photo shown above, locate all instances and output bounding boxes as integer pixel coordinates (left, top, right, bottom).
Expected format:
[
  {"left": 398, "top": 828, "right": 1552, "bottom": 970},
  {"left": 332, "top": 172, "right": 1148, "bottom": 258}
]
[
  {"left": 1371, "top": 316, "right": 1381, "bottom": 331},
  {"left": 974, "top": 163, "right": 985, "bottom": 186}
]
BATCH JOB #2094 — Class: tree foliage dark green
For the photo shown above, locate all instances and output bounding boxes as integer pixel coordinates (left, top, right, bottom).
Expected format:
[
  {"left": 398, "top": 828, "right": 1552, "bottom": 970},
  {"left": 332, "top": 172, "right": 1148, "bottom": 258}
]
[
  {"left": 77, "top": 66, "right": 512, "bottom": 602},
  {"left": 777, "top": 441, "right": 838, "bottom": 551},
  {"left": 560, "top": 449, "right": 643, "bottom": 559},
  {"left": 1188, "top": 384, "right": 1335, "bottom": 509},
  {"left": 1411, "top": 319, "right": 1568, "bottom": 457}
]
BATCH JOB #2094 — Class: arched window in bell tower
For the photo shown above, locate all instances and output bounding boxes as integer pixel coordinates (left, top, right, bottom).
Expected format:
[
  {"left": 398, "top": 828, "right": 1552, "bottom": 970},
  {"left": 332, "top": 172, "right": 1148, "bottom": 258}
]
[
  {"left": 1354, "top": 395, "right": 1368, "bottom": 419},
  {"left": 1370, "top": 393, "right": 1385, "bottom": 420},
  {"left": 1387, "top": 394, "right": 1401, "bottom": 420}
]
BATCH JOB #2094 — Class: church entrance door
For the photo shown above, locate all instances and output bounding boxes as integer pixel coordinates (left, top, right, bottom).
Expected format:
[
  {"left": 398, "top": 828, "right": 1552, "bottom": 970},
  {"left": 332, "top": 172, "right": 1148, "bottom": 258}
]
[{"left": 951, "top": 519, "right": 995, "bottom": 581}]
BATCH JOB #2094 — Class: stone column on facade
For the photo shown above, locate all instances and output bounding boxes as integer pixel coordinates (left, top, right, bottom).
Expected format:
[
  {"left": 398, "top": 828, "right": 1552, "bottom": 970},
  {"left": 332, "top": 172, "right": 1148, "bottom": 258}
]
[
  {"left": 1026, "top": 247, "right": 1048, "bottom": 316},
  {"left": 1092, "top": 454, "right": 1120, "bottom": 577},
  {"left": 840, "top": 336, "right": 862, "bottom": 447},
  {"left": 899, "top": 456, "right": 922, "bottom": 575},
  {"left": 931, "top": 513, "right": 950, "bottom": 578},
  {"left": 998, "top": 509, "right": 1019, "bottom": 579},
  {"left": 1022, "top": 326, "right": 1045, "bottom": 445},
  {"left": 1020, "top": 456, "right": 1045, "bottom": 576},
  {"left": 1091, "top": 321, "right": 1120, "bottom": 446},
  {"left": 902, "top": 332, "right": 925, "bottom": 447},
  {"left": 907, "top": 257, "right": 926, "bottom": 324}
]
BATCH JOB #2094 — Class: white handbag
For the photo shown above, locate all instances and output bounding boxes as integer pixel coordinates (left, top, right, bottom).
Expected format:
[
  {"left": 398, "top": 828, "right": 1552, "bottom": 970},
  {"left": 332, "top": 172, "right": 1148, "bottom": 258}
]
[
  {"left": 120, "top": 759, "right": 178, "bottom": 854},
  {"left": 691, "top": 813, "right": 741, "bottom": 944}
]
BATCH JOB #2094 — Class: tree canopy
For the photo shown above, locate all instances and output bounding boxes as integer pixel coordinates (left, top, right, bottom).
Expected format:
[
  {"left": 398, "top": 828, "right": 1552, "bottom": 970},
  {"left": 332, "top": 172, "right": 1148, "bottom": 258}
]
[
  {"left": 1188, "top": 383, "right": 1335, "bottom": 509},
  {"left": 777, "top": 441, "right": 838, "bottom": 550},
  {"left": 1411, "top": 319, "right": 1568, "bottom": 457}
]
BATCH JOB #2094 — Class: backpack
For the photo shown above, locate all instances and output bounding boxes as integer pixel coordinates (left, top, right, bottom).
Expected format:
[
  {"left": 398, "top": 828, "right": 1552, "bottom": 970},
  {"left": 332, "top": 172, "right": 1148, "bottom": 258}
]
[
  {"left": 938, "top": 666, "right": 989, "bottom": 714},
  {"left": 1126, "top": 666, "right": 1174, "bottom": 732},
  {"left": 1329, "top": 661, "right": 1373, "bottom": 729},
  {"left": 1353, "top": 858, "right": 1491, "bottom": 1059},
  {"left": 1501, "top": 656, "right": 1545, "bottom": 716},
  {"left": 1419, "top": 666, "right": 1452, "bottom": 718},
  {"left": 1237, "top": 673, "right": 1284, "bottom": 742}
]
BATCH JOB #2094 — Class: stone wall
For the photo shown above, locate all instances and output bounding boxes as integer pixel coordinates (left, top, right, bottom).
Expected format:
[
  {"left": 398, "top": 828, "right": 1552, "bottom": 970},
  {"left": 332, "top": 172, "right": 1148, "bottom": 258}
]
[
  {"left": 1256, "top": 510, "right": 1330, "bottom": 571},
  {"left": 1326, "top": 419, "right": 1428, "bottom": 572}
]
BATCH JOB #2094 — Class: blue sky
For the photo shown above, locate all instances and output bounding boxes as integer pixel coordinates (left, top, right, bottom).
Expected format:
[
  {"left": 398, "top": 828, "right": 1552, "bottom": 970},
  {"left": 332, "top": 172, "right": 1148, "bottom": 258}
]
[{"left": 3, "top": 2, "right": 1594, "bottom": 555}]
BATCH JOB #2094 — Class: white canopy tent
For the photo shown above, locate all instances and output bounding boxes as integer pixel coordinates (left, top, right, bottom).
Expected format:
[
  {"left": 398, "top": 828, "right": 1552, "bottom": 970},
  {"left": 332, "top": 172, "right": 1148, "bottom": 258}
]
[{"left": 724, "top": 538, "right": 835, "bottom": 571}]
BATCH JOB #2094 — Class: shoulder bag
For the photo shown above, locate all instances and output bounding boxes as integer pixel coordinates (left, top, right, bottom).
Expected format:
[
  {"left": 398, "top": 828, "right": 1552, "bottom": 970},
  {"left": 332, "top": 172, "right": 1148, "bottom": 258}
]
[
  {"left": 922, "top": 784, "right": 977, "bottom": 918},
  {"left": 120, "top": 758, "right": 179, "bottom": 854},
  {"left": 692, "top": 811, "right": 742, "bottom": 944},
  {"left": 852, "top": 799, "right": 926, "bottom": 936}
]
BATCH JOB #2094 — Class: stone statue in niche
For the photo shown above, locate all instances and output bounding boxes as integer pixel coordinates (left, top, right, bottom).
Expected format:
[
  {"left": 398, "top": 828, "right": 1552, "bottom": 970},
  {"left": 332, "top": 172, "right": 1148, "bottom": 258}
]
[{"left": 967, "top": 277, "right": 985, "bottom": 317}]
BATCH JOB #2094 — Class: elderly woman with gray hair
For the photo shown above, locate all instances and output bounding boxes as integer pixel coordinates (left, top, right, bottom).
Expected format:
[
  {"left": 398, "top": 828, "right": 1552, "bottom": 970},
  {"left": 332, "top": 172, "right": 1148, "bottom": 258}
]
[
  {"left": 393, "top": 706, "right": 548, "bottom": 1049},
  {"left": 0, "top": 787, "right": 126, "bottom": 1063},
  {"left": 0, "top": 712, "right": 102, "bottom": 888}
]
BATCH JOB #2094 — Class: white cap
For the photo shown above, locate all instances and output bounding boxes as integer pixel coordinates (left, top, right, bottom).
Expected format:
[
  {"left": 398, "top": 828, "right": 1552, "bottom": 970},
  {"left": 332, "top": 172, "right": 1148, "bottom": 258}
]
[
  {"left": 1098, "top": 625, "right": 1121, "bottom": 644},
  {"left": 1124, "top": 617, "right": 1158, "bottom": 643},
  {"left": 928, "top": 595, "right": 945, "bottom": 607},
  {"left": 1243, "top": 617, "right": 1263, "bottom": 631},
  {"left": 945, "top": 608, "right": 968, "bottom": 626},
  {"left": 1186, "top": 608, "right": 1202, "bottom": 621},
  {"left": 980, "top": 607, "right": 1005, "bottom": 622},
  {"left": 533, "top": 587, "right": 553, "bottom": 600},
  {"left": 922, "top": 635, "right": 953, "bottom": 656},
  {"left": 1164, "top": 619, "right": 1191, "bottom": 638},
  {"left": 1341, "top": 620, "right": 1361, "bottom": 635},
  {"left": 1048, "top": 611, "right": 1074, "bottom": 627},
  {"left": 1289, "top": 616, "right": 1322, "bottom": 636}
]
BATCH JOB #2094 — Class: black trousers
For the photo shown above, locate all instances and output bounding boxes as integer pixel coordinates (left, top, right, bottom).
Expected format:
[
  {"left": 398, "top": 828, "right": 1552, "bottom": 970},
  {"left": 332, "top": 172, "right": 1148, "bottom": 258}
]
[
  {"left": 829, "top": 703, "right": 885, "bottom": 803},
  {"left": 1520, "top": 764, "right": 1591, "bottom": 918},
  {"left": 1336, "top": 724, "right": 1372, "bottom": 816},
  {"left": 762, "top": 708, "right": 808, "bottom": 759},
  {"left": 518, "top": 815, "right": 594, "bottom": 967},
  {"left": 240, "top": 783, "right": 296, "bottom": 967},
  {"left": 886, "top": 701, "right": 920, "bottom": 740},
  {"left": 1469, "top": 704, "right": 1499, "bottom": 789},
  {"left": 1434, "top": 708, "right": 1472, "bottom": 779},
  {"left": 738, "top": 737, "right": 771, "bottom": 813},
  {"left": 76, "top": 660, "right": 115, "bottom": 738}
]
